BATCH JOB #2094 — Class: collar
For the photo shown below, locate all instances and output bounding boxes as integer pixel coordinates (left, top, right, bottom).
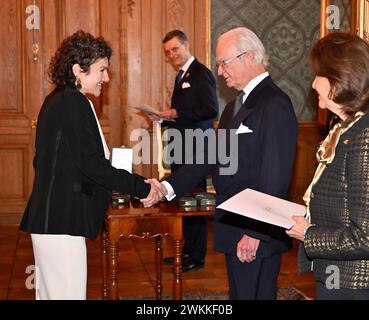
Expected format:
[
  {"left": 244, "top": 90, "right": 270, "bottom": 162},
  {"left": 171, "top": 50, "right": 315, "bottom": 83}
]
[
  {"left": 241, "top": 72, "right": 269, "bottom": 98},
  {"left": 180, "top": 56, "right": 195, "bottom": 75}
]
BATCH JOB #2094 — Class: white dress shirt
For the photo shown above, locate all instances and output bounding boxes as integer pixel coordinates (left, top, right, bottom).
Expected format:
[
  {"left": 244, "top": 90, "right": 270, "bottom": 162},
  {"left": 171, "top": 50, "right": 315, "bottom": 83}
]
[
  {"left": 88, "top": 99, "right": 110, "bottom": 160},
  {"left": 240, "top": 72, "right": 269, "bottom": 103}
]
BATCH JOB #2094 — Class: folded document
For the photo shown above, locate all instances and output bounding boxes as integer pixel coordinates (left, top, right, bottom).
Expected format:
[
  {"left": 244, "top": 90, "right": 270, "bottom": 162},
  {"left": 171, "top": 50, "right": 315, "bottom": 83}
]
[{"left": 217, "top": 188, "right": 306, "bottom": 229}]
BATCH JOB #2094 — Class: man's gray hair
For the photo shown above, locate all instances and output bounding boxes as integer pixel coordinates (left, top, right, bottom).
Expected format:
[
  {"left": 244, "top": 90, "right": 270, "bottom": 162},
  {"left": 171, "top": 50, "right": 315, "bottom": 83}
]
[{"left": 223, "top": 27, "right": 269, "bottom": 67}]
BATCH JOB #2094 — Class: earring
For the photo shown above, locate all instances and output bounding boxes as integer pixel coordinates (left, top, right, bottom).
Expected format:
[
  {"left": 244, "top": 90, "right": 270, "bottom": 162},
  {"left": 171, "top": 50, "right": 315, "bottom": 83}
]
[{"left": 75, "top": 76, "right": 82, "bottom": 90}]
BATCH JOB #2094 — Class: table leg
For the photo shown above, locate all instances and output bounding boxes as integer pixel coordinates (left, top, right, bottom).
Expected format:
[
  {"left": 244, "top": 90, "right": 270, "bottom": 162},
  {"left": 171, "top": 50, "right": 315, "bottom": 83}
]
[
  {"left": 172, "top": 238, "right": 183, "bottom": 300},
  {"left": 108, "top": 240, "right": 119, "bottom": 300},
  {"left": 155, "top": 236, "right": 163, "bottom": 299},
  {"left": 101, "top": 230, "right": 108, "bottom": 299}
]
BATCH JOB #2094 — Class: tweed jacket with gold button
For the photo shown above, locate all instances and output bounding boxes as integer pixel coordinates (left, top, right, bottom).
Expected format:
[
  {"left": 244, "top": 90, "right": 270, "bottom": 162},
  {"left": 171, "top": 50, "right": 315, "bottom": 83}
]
[{"left": 304, "top": 113, "right": 369, "bottom": 289}]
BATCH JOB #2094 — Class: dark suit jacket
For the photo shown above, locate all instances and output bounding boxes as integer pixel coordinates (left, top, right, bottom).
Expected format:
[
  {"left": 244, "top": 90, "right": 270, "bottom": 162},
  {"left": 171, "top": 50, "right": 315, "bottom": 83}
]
[
  {"left": 163, "top": 58, "right": 218, "bottom": 170},
  {"left": 20, "top": 87, "right": 150, "bottom": 240},
  {"left": 166, "top": 76, "right": 298, "bottom": 257}
]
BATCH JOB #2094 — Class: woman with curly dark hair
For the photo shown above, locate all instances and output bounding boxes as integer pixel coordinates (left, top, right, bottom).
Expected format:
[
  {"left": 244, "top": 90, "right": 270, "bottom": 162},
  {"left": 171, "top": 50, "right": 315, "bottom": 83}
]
[
  {"left": 20, "top": 30, "right": 163, "bottom": 300},
  {"left": 287, "top": 32, "right": 369, "bottom": 300}
]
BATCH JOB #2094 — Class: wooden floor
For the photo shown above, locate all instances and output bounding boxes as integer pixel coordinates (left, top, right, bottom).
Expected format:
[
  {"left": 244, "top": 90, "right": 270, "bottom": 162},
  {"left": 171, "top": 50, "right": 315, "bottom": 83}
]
[{"left": 0, "top": 220, "right": 316, "bottom": 300}]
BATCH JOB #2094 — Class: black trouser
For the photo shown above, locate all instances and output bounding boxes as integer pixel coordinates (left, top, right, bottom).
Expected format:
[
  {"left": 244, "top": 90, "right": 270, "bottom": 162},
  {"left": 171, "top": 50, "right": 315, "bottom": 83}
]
[
  {"left": 225, "top": 253, "right": 281, "bottom": 300},
  {"left": 182, "top": 215, "right": 207, "bottom": 261},
  {"left": 316, "top": 281, "right": 369, "bottom": 300},
  {"left": 171, "top": 163, "right": 207, "bottom": 262}
]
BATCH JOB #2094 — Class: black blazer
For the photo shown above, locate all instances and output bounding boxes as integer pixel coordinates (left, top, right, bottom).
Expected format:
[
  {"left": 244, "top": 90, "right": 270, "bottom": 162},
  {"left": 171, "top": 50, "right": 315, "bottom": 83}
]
[
  {"left": 305, "top": 113, "right": 369, "bottom": 289},
  {"left": 163, "top": 58, "right": 218, "bottom": 170},
  {"left": 20, "top": 87, "right": 150, "bottom": 240},
  {"left": 166, "top": 76, "right": 298, "bottom": 257}
]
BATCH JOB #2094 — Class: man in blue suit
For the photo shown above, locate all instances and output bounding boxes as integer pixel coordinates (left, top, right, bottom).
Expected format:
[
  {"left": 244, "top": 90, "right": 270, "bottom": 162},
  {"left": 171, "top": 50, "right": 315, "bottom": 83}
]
[
  {"left": 144, "top": 27, "right": 298, "bottom": 299},
  {"left": 148, "top": 30, "right": 219, "bottom": 272}
]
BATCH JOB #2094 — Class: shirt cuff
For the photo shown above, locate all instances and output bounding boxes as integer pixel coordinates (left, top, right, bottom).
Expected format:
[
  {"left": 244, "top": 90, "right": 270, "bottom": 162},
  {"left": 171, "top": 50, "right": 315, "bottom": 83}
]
[
  {"left": 303, "top": 223, "right": 316, "bottom": 238},
  {"left": 161, "top": 181, "right": 176, "bottom": 201}
]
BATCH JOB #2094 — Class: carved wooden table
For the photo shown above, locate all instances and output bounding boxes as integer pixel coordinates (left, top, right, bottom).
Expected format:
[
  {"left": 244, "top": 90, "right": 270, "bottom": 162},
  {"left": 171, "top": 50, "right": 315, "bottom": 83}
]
[{"left": 101, "top": 201, "right": 214, "bottom": 300}]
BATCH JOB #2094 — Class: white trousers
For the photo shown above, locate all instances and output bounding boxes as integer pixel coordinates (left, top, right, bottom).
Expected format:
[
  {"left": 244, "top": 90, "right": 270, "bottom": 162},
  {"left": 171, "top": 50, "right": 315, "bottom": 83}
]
[{"left": 31, "top": 234, "right": 87, "bottom": 300}]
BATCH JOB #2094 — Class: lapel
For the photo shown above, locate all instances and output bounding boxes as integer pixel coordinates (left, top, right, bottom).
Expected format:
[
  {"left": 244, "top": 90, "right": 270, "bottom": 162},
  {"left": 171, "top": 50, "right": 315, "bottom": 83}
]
[
  {"left": 224, "top": 76, "right": 272, "bottom": 129},
  {"left": 172, "top": 59, "right": 197, "bottom": 96}
]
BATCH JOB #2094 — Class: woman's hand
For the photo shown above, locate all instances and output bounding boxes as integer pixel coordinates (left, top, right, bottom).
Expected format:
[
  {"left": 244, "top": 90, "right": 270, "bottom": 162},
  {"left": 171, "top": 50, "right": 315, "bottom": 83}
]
[{"left": 286, "top": 216, "right": 310, "bottom": 242}]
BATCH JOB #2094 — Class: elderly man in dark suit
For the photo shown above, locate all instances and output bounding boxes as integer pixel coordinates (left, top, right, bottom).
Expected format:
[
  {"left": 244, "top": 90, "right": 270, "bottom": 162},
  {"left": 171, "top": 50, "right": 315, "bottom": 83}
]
[
  {"left": 144, "top": 27, "right": 298, "bottom": 299},
  {"left": 148, "top": 30, "right": 219, "bottom": 272}
]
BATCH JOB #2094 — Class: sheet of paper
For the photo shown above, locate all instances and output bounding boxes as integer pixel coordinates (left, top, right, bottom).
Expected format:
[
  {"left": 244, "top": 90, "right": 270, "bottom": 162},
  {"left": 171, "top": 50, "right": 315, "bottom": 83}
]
[
  {"left": 131, "top": 104, "right": 175, "bottom": 122},
  {"left": 132, "top": 104, "right": 160, "bottom": 116},
  {"left": 216, "top": 188, "right": 306, "bottom": 229}
]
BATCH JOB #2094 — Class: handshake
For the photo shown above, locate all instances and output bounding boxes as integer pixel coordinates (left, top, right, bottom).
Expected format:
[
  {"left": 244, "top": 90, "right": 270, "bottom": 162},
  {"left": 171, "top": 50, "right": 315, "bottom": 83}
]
[{"left": 140, "top": 179, "right": 168, "bottom": 207}]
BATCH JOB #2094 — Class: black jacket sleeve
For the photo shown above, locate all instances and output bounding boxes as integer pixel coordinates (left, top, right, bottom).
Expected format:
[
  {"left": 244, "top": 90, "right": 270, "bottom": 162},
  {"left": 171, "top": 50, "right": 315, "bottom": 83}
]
[{"left": 61, "top": 91, "right": 150, "bottom": 198}]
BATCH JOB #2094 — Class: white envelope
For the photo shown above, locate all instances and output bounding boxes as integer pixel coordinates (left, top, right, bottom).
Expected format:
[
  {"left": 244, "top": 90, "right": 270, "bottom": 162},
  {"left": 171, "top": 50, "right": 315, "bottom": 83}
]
[
  {"left": 217, "top": 188, "right": 306, "bottom": 229},
  {"left": 236, "top": 123, "right": 253, "bottom": 134}
]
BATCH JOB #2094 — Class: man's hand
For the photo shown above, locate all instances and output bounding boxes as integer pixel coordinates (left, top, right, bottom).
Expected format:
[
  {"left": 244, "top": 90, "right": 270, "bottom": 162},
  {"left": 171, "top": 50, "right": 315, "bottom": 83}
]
[
  {"left": 157, "top": 109, "right": 177, "bottom": 120},
  {"left": 237, "top": 235, "right": 260, "bottom": 263},
  {"left": 147, "top": 114, "right": 161, "bottom": 121},
  {"left": 140, "top": 178, "right": 168, "bottom": 207}
]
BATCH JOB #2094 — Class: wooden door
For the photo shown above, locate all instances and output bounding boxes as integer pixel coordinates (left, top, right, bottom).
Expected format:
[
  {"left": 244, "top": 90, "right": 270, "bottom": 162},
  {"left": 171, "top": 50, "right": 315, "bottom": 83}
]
[{"left": 0, "top": 0, "right": 50, "bottom": 223}]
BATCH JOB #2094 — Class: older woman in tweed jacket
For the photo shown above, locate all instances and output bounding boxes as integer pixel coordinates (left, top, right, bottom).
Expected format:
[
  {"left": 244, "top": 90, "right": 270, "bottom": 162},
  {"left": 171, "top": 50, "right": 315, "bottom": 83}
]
[{"left": 287, "top": 32, "right": 369, "bottom": 300}]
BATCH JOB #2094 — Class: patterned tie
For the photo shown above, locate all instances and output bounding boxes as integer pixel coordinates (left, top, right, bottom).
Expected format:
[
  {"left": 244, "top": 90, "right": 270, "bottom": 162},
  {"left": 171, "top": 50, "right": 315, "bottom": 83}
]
[
  {"left": 232, "top": 91, "right": 245, "bottom": 117},
  {"left": 175, "top": 69, "right": 184, "bottom": 87}
]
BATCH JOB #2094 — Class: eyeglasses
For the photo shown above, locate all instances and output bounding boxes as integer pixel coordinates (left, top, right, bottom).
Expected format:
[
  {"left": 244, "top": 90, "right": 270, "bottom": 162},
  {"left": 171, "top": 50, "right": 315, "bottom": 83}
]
[
  {"left": 215, "top": 51, "right": 248, "bottom": 69},
  {"left": 164, "top": 42, "right": 185, "bottom": 56}
]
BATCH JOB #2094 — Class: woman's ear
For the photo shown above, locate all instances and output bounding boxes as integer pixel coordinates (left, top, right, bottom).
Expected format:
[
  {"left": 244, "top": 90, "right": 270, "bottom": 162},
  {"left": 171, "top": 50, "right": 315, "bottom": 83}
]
[{"left": 72, "top": 64, "right": 82, "bottom": 77}]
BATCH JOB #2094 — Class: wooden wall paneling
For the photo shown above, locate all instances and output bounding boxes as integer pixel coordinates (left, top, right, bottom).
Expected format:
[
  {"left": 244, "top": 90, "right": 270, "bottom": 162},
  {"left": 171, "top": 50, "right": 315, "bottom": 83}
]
[
  {"left": 121, "top": 0, "right": 165, "bottom": 178},
  {"left": 165, "top": 0, "right": 187, "bottom": 31},
  {"left": 0, "top": 141, "right": 29, "bottom": 224},
  {"left": 119, "top": 0, "right": 128, "bottom": 150},
  {"left": 0, "top": 0, "right": 22, "bottom": 115},
  {"left": 100, "top": 0, "right": 121, "bottom": 148},
  {"left": 63, "top": 0, "right": 99, "bottom": 36},
  {"left": 147, "top": 0, "right": 165, "bottom": 178},
  {"left": 289, "top": 122, "right": 324, "bottom": 204},
  {"left": 62, "top": 0, "right": 105, "bottom": 124},
  {"left": 163, "top": 0, "right": 188, "bottom": 111},
  {"left": 123, "top": 0, "right": 144, "bottom": 175},
  {"left": 193, "top": 0, "right": 210, "bottom": 67},
  {"left": 140, "top": 0, "right": 155, "bottom": 178},
  {"left": 42, "top": 0, "right": 64, "bottom": 96}
]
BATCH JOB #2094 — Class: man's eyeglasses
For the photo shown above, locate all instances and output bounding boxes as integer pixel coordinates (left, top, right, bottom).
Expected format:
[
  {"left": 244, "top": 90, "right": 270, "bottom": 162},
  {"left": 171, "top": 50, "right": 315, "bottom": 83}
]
[
  {"left": 215, "top": 51, "right": 248, "bottom": 69},
  {"left": 164, "top": 42, "right": 185, "bottom": 56}
]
